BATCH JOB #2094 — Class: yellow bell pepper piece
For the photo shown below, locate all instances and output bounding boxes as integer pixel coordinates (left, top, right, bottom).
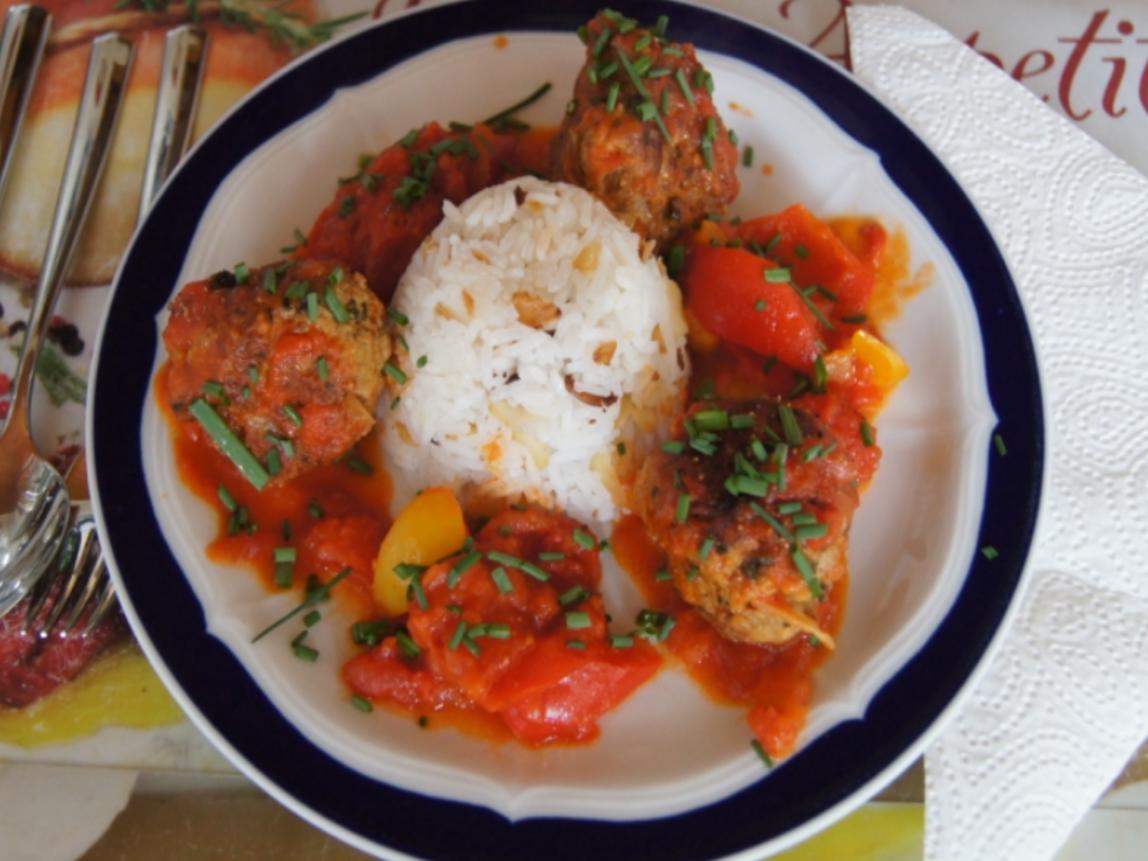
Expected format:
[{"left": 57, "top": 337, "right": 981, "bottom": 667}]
[
  {"left": 373, "top": 487, "right": 467, "bottom": 615},
  {"left": 848, "top": 329, "right": 908, "bottom": 391}
]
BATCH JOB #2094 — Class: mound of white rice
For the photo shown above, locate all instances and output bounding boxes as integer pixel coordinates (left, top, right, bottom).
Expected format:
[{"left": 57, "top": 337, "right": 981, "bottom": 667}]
[{"left": 382, "top": 177, "right": 688, "bottom": 523}]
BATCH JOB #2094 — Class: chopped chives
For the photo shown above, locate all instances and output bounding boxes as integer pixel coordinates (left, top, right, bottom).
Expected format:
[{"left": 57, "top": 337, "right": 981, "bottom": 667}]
[
  {"left": 395, "top": 631, "right": 421, "bottom": 659},
  {"left": 841, "top": 313, "right": 867, "bottom": 324},
  {"left": 611, "top": 634, "right": 634, "bottom": 649},
  {"left": 448, "top": 621, "right": 468, "bottom": 651},
  {"left": 490, "top": 566, "right": 514, "bottom": 594},
  {"left": 698, "top": 536, "right": 716, "bottom": 560},
  {"left": 666, "top": 242, "right": 686, "bottom": 277},
  {"left": 448, "top": 550, "right": 483, "bottom": 587},
  {"left": 262, "top": 267, "right": 278, "bottom": 293},
  {"left": 285, "top": 280, "right": 309, "bottom": 301},
  {"left": 655, "top": 569, "right": 671, "bottom": 582},
  {"left": 559, "top": 585, "right": 589, "bottom": 607},
  {"left": 293, "top": 642, "right": 319, "bottom": 662},
  {"left": 994, "top": 433, "right": 1007, "bottom": 456},
  {"left": 795, "top": 244, "right": 809, "bottom": 259},
  {"left": 535, "top": 551, "right": 564, "bottom": 563},
  {"left": 351, "top": 695, "right": 373, "bottom": 713},
  {"left": 778, "top": 405, "right": 804, "bottom": 446},
  {"left": 217, "top": 485, "right": 237, "bottom": 511},
  {"left": 592, "top": 26, "right": 613, "bottom": 58},
  {"left": 399, "top": 128, "right": 419, "bottom": 148},
  {"left": 189, "top": 399, "right": 270, "bottom": 490},
  {"left": 393, "top": 562, "right": 427, "bottom": 580},
  {"left": 763, "top": 267, "right": 791, "bottom": 283},
  {"left": 765, "top": 233, "right": 782, "bottom": 254},
  {"left": 303, "top": 609, "right": 321, "bottom": 627},
  {"left": 573, "top": 529, "right": 597, "bottom": 550},
  {"left": 605, "top": 80, "right": 621, "bottom": 112},
  {"left": 386, "top": 307, "right": 409, "bottom": 326},
  {"left": 325, "top": 286, "right": 350, "bottom": 322},
  {"left": 202, "top": 380, "right": 227, "bottom": 401},
  {"left": 658, "top": 615, "right": 676, "bottom": 641},
  {"left": 795, "top": 523, "right": 828, "bottom": 541},
  {"left": 316, "top": 356, "right": 329, "bottom": 382},
  {"left": 566, "top": 639, "right": 586, "bottom": 650},
  {"left": 731, "top": 413, "right": 755, "bottom": 430},
  {"left": 306, "top": 291, "right": 319, "bottom": 321},
  {"left": 860, "top": 418, "right": 875, "bottom": 447},
  {"left": 342, "top": 453, "right": 374, "bottom": 475},
  {"left": 283, "top": 404, "right": 303, "bottom": 427},
  {"left": 487, "top": 550, "right": 522, "bottom": 568},
  {"left": 754, "top": 299, "right": 766, "bottom": 312},
  {"left": 777, "top": 501, "right": 802, "bottom": 515},
  {"left": 675, "top": 493, "right": 691, "bottom": 523},
  {"left": 484, "top": 624, "right": 511, "bottom": 640},
  {"left": 565, "top": 611, "right": 591, "bottom": 630},
  {"left": 384, "top": 362, "right": 408, "bottom": 384},
  {"left": 751, "top": 439, "right": 768, "bottom": 461},
  {"left": 519, "top": 561, "right": 550, "bottom": 582},
  {"left": 252, "top": 567, "right": 353, "bottom": 643},
  {"left": 790, "top": 547, "right": 823, "bottom": 599},
  {"left": 338, "top": 195, "right": 356, "bottom": 218},
  {"left": 307, "top": 500, "right": 324, "bottom": 519},
  {"left": 733, "top": 475, "right": 769, "bottom": 497},
  {"left": 742, "top": 145, "right": 754, "bottom": 167},
  {"left": 233, "top": 261, "right": 250, "bottom": 284},
  {"left": 750, "top": 501, "right": 793, "bottom": 542},
  {"left": 408, "top": 576, "right": 428, "bottom": 610},
  {"left": 694, "top": 409, "right": 730, "bottom": 431},
  {"left": 751, "top": 739, "right": 774, "bottom": 767},
  {"left": 662, "top": 440, "right": 686, "bottom": 455},
  {"left": 981, "top": 545, "right": 999, "bottom": 560},
  {"left": 274, "top": 547, "right": 296, "bottom": 563}
]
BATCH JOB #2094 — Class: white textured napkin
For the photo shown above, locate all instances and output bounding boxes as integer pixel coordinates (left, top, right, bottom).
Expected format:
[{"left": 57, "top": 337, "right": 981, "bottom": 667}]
[{"left": 846, "top": 6, "right": 1148, "bottom": 860}]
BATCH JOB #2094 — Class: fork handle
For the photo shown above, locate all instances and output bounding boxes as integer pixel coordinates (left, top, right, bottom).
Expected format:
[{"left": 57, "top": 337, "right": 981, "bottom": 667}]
[
  {"left": 139, "top": 24, "right": 206, "bottom": 216},
  {"left": 0, "top": 5, "right": 49, "bottom": 206},
  {"left": 6, "top": 34, "right": 133, "bottom": 436}
]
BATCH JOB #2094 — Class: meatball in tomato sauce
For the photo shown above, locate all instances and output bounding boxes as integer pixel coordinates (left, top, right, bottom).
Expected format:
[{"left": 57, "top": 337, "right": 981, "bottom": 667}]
[
  {"left": 633, "top": 399, "right": 862, "bottom": 647},
  {"left": 162, "top": 258, "right": 391, "bottom": 484},
  {"left": 552, "top": 11, "right": 739, "bottom": 250}
]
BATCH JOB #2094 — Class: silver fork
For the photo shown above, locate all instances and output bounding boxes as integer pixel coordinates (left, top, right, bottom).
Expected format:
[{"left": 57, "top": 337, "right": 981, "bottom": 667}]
[{"left": 24, "top": 25, "right": 207, "bottom": 638}]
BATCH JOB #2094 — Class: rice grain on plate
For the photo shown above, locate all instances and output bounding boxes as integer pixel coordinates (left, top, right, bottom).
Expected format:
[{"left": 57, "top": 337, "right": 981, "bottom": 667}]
[{"left": 384, "top": 177, "right": 688, "bottom": 523}]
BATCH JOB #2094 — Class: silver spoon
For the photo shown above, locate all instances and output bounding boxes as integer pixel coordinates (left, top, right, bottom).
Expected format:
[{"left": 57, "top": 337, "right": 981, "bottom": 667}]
[{"left": 0, "top": 33, "right": 133, "bottom": 616}]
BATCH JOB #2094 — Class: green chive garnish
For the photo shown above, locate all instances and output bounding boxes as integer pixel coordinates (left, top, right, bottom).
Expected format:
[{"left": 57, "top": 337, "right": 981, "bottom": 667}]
[
  {"left": 190, "top": 399, "right": 270, "bottom": 490},
  {"left": 293, "top": 642, "right": 319, "bottom": 662},
  {"left": 860, "top": 418, "right": 875, "bottom": 447},
  {"left": 559, "top": 585, "right": 589, "bottom": 607},
  {"left": 778, "top": 405, "right": 803, "bottom": 446},
  {"left": 352, "top": 695, "right": 373, "bottom": 713},
  {"left": 662, "top": 441, "right": 685, "bottom": 455},
  {"left": 763, "top": 267, "right": 791, "bottom": 283},
  {"left": 342, "top": 453, "right": 374, "bottom": 475},
  {"left": 981, "top": 545, "right": 999, "bottom": 560},
  {"left": 994, "top": 433, "right": 1007, "bottom": 456},
  {"left": 675, "top": 493, "right": 690, "bottom": 523},
  {"left": 573, "top": 529, "right": 597, "bottom": 550},
  {"left": 751, "top": 739, "right": 774, "bottom": 767},
  {"left": 325, "top": 286, "right": 350, "bottom": 322},
  {"left": 316, "top": 356, "right": 329, "bottom": 382},
  {"left": 795, "top": 522, "right": 829, "bottom": 541},
  {"left": 490, "top": 566, "right": 514, "bottom": 594},
  {"left": 565, "top": 611, "right": 591, "bottom": 630},
  {"left": 252, "top": 567, "right": 352, "bottom": 643},
  {"left": 283, "top": 404, "right": 303, "bottom": 427},
  {"left": 448, "top": 550, "right": 483, "bottom": 587},
  {"left": 387, "top": 307, "right": 409, "bottom": 326},
  {"left": 217, "top": 485, "right": 237, "bottom": 511},
  {"left": 790, "top": 547, "right": 823, "bottom": 599},
  {"left": 384, "top": 362, "right": 408, "bottom": 384},
  {"left": 566, "top": 639, "right": 586, "bottom": 650},
  {"left": 448, "top": 621, "right": 468, "bottom": 651}
]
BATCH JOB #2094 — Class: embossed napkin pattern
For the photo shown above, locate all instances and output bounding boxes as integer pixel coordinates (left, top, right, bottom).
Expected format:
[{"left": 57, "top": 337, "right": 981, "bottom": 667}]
[{"left": 847, "top": 6, "right": 1148, "bottom": 860}]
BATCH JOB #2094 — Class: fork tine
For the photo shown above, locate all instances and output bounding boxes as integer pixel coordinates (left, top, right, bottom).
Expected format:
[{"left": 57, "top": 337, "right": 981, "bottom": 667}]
[
  {"left": 23, "top": 519, "right": 79, "bottom": 629},
  {"left": 37, "top": 519, "right": 97, "bottom": 634},
  {"left": 60, "top": 534, "right": 104, "bottom": 631},
  {"left": 78, "top": 562, "right": 115, "bottom": 635}
]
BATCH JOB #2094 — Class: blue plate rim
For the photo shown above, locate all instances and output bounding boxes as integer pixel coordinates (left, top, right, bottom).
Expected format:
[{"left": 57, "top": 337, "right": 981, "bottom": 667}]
[{"left": 88, "top": 1, "right": 1044, "bottom": 858}]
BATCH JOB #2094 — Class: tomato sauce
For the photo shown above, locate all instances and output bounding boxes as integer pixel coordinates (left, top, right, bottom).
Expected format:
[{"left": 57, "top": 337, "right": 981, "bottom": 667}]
[{"left": 612, "top": 514, "right": 843, "bottom": 760}]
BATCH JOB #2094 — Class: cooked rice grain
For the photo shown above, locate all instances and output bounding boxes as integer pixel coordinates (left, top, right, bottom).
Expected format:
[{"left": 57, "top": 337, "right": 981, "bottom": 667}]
[{"left": 383, "top": 178, "right": 688, "bottom": 523}]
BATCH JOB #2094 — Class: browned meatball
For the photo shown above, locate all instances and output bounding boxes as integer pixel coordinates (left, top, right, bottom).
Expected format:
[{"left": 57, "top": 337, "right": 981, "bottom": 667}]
[
  {"left": 552, "top": 11, "right": 740, "bottom": 250},
  {"left": 163, "top": 258, "right": 391, "bottom": 483},
  {"left": 633, "top": 399, "right": 862, "bottom": 646}
]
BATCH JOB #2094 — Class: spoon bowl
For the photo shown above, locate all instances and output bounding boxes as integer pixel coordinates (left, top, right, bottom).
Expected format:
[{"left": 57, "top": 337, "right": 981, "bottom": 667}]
[{"left": 0, "top": 457, "right": 69, "bottom": 615}]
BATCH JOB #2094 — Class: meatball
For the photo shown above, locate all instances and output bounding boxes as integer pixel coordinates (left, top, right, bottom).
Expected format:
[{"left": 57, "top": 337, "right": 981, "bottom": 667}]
[
  {"left": 163, "top": 258, "right": 391, "bottom": 483},
  {"left": 552, "top": 11, "right": 740, "bottom": 250},
  {"left": 633, "top": 399, "right": 863, "bottom": 646}
]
